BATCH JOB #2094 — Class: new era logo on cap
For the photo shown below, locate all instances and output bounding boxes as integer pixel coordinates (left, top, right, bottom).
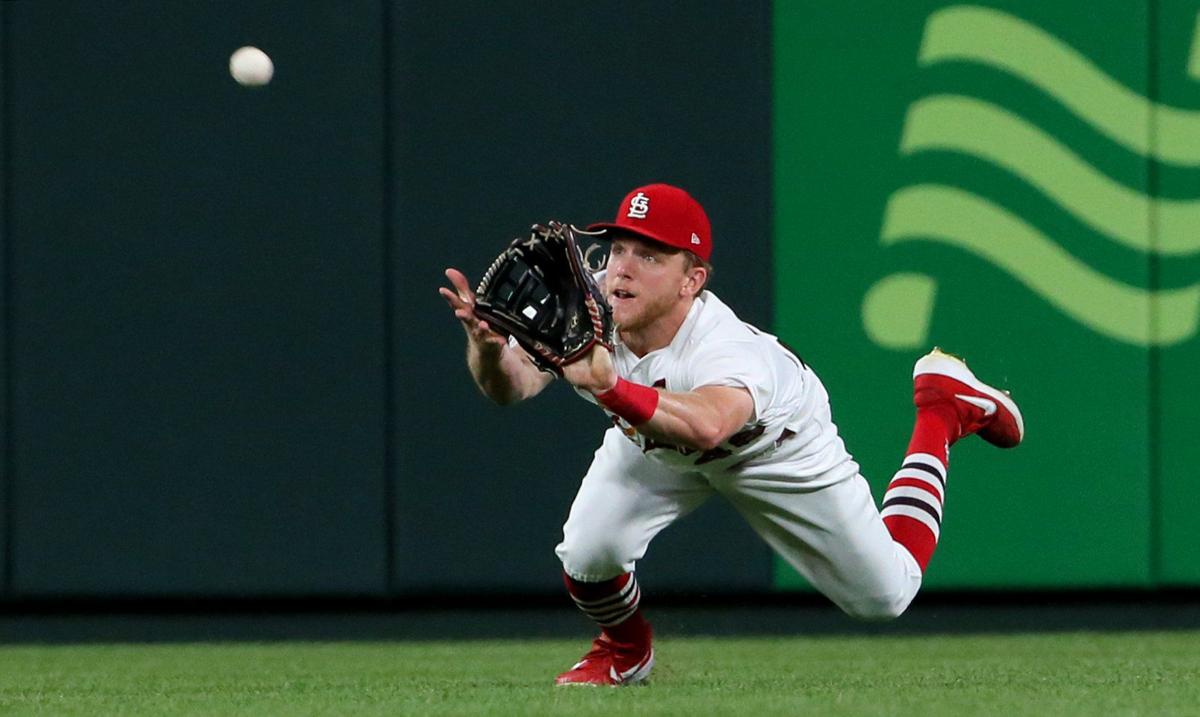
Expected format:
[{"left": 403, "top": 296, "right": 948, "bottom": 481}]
[{"left": 587, "top": 183, "right": 713, "bottom": 262}]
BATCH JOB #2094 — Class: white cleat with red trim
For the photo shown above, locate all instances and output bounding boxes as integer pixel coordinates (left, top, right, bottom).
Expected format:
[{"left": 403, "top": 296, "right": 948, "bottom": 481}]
[{"left": 913, "top": 348, "right": 1024, "bottom": 448}]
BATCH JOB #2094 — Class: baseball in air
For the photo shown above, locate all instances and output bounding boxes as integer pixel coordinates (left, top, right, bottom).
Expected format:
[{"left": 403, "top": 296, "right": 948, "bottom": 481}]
[{"left": 229, "top": 46, "right": 274, "bottom": 87}]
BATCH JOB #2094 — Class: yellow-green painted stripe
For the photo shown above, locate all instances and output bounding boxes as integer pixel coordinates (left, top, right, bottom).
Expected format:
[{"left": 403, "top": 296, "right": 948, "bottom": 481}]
[
  {"left": 882, "top": 185, "right": 1200, "bottom": 346},
  {"left": 902, "top": 95, "right": 1200, "bottom": 256},
  {"left": 921, "top": 5, "right": 1200, "bottom": 166},
  {"left": 1190, "top": 10, "right": 1200, "bottom": 81}
]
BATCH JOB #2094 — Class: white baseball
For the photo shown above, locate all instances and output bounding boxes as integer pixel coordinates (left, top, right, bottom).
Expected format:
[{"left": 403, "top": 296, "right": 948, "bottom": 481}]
[{"left": 229, "top": 46, "right": 274, "bottom": 87}]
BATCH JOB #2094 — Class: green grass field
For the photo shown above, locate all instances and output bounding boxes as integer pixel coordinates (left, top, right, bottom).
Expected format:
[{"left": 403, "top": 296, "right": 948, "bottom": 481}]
[{"left": 0, "top": 631, "right": 1197, "bottom": 716}]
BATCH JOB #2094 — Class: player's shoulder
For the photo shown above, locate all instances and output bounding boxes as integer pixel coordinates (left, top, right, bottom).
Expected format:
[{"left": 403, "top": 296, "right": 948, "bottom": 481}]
[
  {"left": 689, "top": 292, "right": 804, "bottom": 366},
  {"left": 668, "top": 294, "right": 762, "bottom": 369},
  {"left": 692, "top": 291, "right": 761, "bottom": 341}
]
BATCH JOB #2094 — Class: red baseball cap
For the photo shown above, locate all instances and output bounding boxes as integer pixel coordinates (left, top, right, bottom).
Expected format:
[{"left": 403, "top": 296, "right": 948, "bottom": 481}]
[{"left": 586, "top": 183, "right": 712, "bottom": 262}]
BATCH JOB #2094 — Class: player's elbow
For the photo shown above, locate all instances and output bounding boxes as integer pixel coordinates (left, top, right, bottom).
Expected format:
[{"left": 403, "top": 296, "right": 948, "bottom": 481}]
[
  {"left": 489, "top": 392, "right": 520, "bottom": 407},
  {"left": 690, "top": 422, "right": 729, "bottom": 452},
  {"left": 477, "top": 374, "right": 544, "bottom": 405},
  {"left": 476, "top": 382, "right": 518, "bottom": 405}
]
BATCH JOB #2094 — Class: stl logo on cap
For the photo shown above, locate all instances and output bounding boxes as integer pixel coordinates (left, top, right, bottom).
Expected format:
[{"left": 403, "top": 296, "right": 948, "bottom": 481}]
[{"left": 627, "top": 192, "right": 650, "bottom": 219}]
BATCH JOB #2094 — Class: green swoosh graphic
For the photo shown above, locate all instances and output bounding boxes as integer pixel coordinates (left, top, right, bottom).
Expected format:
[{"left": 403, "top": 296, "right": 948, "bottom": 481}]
[
  {"left": 881, "top": 185, "right": 1200, "bottom": 346},
  {"left": 921, "top": 5, "right": 1200, "bottom": 166},
  {"left": 902, "top": 95, "right": 1200, "bottom": 256}
]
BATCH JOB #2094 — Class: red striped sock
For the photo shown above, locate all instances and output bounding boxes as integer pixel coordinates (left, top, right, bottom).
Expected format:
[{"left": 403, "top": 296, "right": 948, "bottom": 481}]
[
  {"left": 563, "top": 572, "right": 651, "bottom": 645},
  {"left": 881, "top": 407, "right": 953, "bottom": 571}
]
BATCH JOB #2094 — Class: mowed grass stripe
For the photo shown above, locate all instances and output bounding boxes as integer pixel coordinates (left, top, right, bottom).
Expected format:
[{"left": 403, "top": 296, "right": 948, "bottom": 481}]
[{"left": 0, "top": 631, "right": 1196, "bottom": 716}]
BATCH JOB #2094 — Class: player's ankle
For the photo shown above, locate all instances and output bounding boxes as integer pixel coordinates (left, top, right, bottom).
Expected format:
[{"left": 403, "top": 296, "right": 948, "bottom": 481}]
[
  {"left": 915, "top": 402, "right": 960, "bottom": 444},
  {"left": 603, "top": 614, "right": 652, "bottom": 647}
]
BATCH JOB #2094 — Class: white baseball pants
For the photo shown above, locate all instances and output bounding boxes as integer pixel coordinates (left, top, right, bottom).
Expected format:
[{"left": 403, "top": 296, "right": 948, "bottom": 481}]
[{"left": 555, "top": 427, "right": 924, "bottom": 620}]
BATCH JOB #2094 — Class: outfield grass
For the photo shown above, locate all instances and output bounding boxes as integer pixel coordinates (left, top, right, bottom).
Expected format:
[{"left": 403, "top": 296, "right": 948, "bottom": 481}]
[{"left": 0, "top": 631, "right": 1196, "bottom": 716}]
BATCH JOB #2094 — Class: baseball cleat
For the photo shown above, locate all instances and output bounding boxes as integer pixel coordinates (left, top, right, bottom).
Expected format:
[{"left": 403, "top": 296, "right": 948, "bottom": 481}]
[
  {"left": 913, "top": 347, "right": 1024, "bottom": 448},
  {"left": 554, "top": 633, "right": 654, "bottom": 687}
]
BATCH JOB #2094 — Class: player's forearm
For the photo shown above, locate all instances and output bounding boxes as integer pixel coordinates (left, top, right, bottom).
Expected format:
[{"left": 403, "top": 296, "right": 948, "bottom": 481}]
[
  {"left": 467, "top": 342, "right": 544, "bottom": 405},
  {"left": 635, "top": 391, "right": 731, "bottom": 451},
  {"left": 592, "top": 379, "right": 743, "bottom": 451}
]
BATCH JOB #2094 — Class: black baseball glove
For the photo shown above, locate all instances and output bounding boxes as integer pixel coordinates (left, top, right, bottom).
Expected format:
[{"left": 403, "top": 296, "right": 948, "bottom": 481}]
[{"left": 474, "top": 221, "right": 614, "bottom": 375}]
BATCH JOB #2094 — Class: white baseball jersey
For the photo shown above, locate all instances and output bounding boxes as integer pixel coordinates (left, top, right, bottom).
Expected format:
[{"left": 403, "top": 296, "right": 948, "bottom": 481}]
[
  {"left": 576, "top": 290, "right": 859, "bottom": 486},
  {"left": 556, "top": 289, "right": 923, "bottom": 617}
]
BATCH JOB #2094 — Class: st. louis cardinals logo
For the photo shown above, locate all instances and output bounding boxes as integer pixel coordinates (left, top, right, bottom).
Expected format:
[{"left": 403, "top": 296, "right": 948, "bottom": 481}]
[{"left": 626, "top": 192, "right": 650, "bottom": 219}]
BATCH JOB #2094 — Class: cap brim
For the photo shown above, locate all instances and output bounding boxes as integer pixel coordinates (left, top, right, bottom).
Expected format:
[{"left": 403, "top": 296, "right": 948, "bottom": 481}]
[{"left": 584, "top": 223, "right": 678, "bottom": 251}]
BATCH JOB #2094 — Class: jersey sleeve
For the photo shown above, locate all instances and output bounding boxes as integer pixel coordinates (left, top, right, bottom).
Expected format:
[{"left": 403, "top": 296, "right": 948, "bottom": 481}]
[{"left": 687, "top": 339, "right": 773, "bottom": 422}]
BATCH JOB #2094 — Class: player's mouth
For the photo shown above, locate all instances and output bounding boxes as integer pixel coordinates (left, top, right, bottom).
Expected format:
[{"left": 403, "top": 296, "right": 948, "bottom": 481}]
[{"left": 609, "top": 288, "right": 637, "bottom": 303}]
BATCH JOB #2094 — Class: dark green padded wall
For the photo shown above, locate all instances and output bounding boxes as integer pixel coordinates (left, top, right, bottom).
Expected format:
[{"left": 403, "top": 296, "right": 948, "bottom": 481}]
[
  {"left": 389, "top": 3, "right": 775, "bottom": 594},
  {"left": 5, "top": 1, "right": 388, "bottom": 595},
  {"left": 0, "top": 0, "right": 775, "bottom": 598},
  {"left": 0, "top": 0, "right": 9, "bottom": 594},
  {"left": 4, "top": 0, "right": 1191, "bottom": 599}
]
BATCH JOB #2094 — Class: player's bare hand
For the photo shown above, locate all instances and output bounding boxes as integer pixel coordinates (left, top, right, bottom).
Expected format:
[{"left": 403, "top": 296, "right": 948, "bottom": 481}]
[
  {"left": 562, "top": 344, "right": 619, "bottom": 394},
  {"left": 439, "top": 268, "right": 506, "bottom": 351}
]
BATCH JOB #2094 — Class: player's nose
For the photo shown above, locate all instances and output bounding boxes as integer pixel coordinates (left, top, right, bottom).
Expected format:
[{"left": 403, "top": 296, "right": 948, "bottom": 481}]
[{"left": 608, "top": 252, "right": 634, "bottom": 277}]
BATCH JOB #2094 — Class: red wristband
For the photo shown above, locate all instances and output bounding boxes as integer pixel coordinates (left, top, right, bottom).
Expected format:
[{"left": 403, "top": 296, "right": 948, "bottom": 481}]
[{"left": 593, "top": 377, "right": 659, "bottom": 426}]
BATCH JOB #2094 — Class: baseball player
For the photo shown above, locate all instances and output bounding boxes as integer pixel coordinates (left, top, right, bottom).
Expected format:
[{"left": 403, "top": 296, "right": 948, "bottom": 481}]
[{"left": 439, "top": 183, "right": 1023, "bottom": 686}]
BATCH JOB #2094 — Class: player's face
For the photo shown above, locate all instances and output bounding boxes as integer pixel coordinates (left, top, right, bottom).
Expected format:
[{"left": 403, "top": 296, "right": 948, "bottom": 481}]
[{"left": 604, "top": 237, "right": 692, "bottom": 331}]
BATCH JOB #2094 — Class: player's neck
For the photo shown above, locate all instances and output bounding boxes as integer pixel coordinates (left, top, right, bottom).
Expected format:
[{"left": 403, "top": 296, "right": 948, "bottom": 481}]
[{"left": 620, "top": 297, "right": 695, "bottom": 358}]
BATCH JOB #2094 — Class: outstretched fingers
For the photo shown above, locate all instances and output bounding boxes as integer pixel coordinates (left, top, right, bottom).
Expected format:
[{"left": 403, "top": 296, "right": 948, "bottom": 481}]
[
  {"left": 444, "top": 268, "right": 475, "bottom": 303},
  {"left": 440, "top": 267, "right": 505, "bottom": 346},
  {"left": 439, "top": 268, "right": 477, "bottom": 312}
]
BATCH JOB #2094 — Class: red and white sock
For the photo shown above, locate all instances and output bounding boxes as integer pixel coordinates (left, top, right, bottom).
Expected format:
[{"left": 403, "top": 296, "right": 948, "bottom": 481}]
[
  {"left": 563, "top": 572, "right": 650, "bottom": 645},
  {"left": 881, "top": 407, "right": 952, "bottom": 571}
]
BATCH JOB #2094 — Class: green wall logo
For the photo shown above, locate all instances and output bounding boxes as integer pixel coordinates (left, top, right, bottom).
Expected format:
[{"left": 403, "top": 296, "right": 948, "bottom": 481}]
[{"left": 862, "top": 5, "right": 1200, "bottom": 349}]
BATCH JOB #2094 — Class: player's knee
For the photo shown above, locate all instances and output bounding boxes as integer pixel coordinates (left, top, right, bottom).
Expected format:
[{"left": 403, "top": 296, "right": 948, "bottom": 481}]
[
  {"left": 554, "top": 536, "right": 629, "bottom": 582},
  {"left": 840, "top": 592, "right": 911, "bottom": 621}
]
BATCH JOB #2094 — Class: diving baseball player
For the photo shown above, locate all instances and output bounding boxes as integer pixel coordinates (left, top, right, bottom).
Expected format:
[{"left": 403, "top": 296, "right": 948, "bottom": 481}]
[{"left": 439, "top": 183, "right": 1023, "bottom": 686}]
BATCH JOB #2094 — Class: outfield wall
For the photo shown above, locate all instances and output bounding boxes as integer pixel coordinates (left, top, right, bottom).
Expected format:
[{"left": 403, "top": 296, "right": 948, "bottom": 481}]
[
  {"left": 774, "top": 1, "right": 1200, "bottom": 589},
  {"left": 0, "top": 1, "right": 773, "bottom": 598},
  {"left": 0, "top": 1, "right": 1193, "bottom": 599}
]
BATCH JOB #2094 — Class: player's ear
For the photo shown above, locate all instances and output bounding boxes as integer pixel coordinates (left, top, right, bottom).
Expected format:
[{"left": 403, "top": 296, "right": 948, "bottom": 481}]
[{"left": 681, "top": 265, "right": 707, "bottom": 298}]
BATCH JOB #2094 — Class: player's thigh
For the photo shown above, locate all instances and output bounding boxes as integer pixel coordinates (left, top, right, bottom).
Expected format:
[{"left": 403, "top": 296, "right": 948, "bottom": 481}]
[
  {"left": 720, "top": 472, "right": 921, "bottom": 619},
  {"left": 556, "top": 429, "right": 713, "bottom": 581}
]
